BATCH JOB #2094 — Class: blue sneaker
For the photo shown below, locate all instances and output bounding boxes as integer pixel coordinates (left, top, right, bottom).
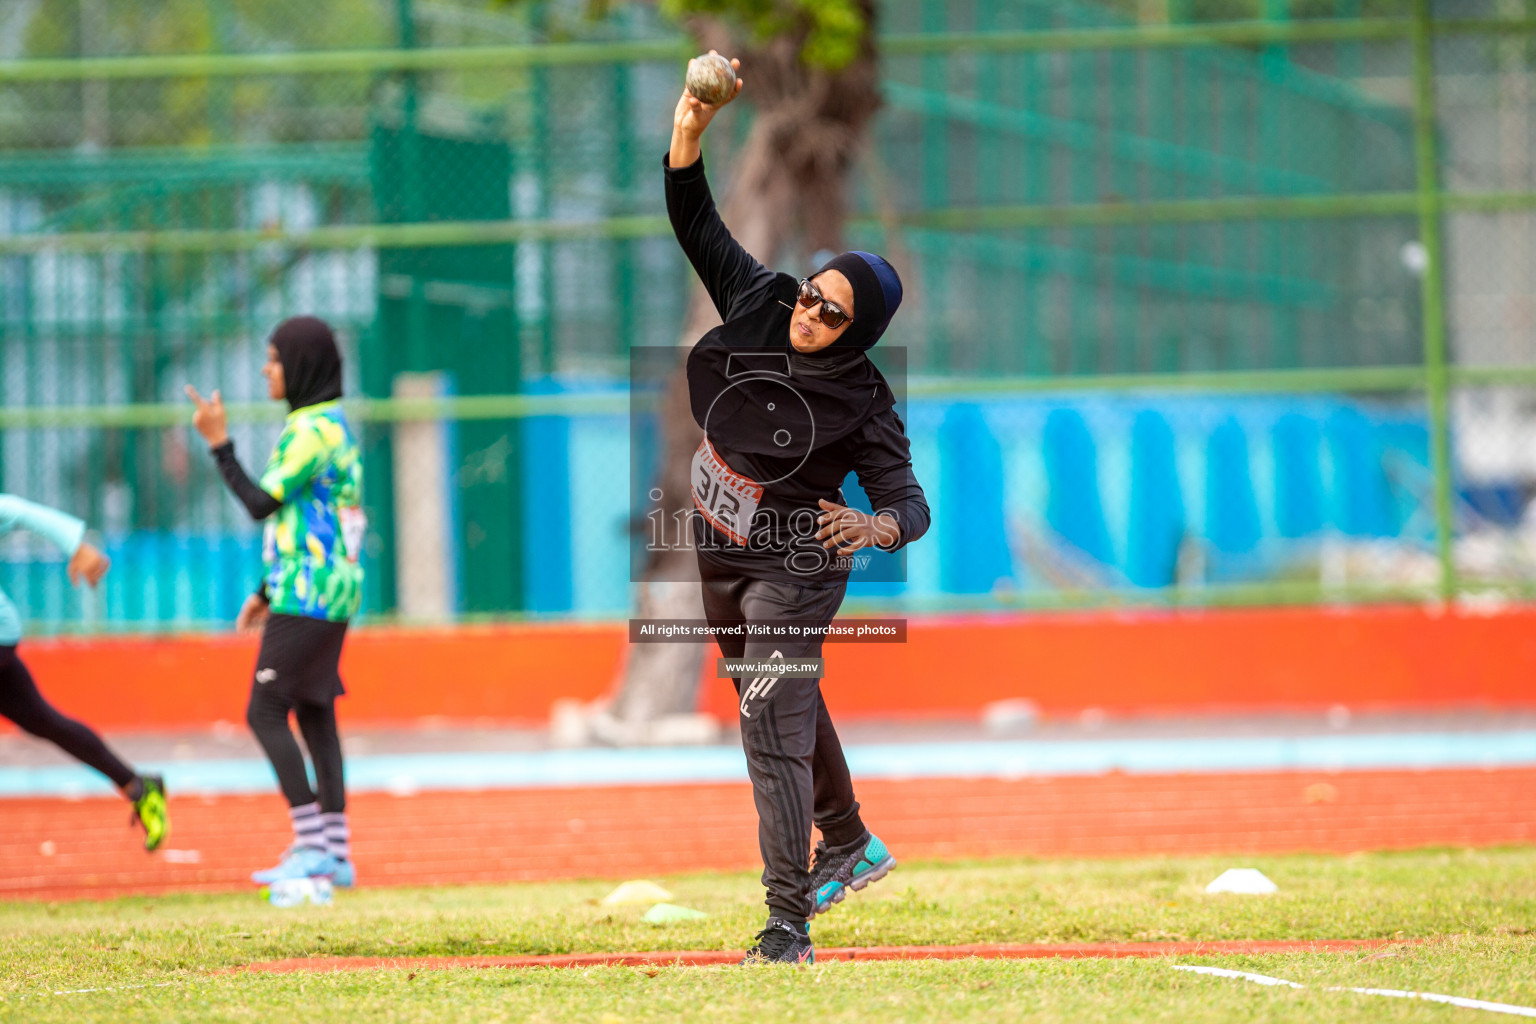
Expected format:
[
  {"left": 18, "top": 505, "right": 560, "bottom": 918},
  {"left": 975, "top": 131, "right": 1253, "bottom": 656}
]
[
  {"left": 329, "top": 858, "right": 356, "bottom": 888},
  {"left": 807, "top": 833, "right": 896, "bottom": 920},
  {"left": 251, "top": 845, "right": 339, "bottom": 885}
]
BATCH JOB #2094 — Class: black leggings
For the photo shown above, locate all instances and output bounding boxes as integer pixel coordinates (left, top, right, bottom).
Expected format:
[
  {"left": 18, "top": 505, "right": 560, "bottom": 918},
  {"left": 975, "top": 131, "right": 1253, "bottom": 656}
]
[
  {"left": 246, "top": 689, "right": 345, "bottom": 812},
  {"left": 0, "top": 646, "right": 135, "bottom": 789},
  {"left": 245, "top": 613, "right": 349, "bottom": 813}
]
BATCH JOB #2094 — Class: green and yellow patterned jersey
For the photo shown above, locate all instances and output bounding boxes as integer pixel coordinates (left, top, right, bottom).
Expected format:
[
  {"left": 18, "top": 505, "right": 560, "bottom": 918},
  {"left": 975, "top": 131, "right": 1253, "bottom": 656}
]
[{"left": 258, "top": 400, "right": 364, "bottom": 622}]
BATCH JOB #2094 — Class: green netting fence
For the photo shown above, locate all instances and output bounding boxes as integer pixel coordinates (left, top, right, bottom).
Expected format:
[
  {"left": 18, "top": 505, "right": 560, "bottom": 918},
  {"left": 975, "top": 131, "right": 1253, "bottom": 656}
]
[{"left": 0, "top": 0, "right": 1532, "bottom": 631}]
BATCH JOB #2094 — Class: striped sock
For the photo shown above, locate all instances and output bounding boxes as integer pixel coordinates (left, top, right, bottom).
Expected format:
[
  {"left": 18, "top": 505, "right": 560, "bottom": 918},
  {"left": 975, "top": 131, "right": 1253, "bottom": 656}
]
[
  {"left": 320, "top": 811, "right": 350, "bottom": 862},
  {"left": 290, "top": 802, "right": 324, "bottom": 851}
]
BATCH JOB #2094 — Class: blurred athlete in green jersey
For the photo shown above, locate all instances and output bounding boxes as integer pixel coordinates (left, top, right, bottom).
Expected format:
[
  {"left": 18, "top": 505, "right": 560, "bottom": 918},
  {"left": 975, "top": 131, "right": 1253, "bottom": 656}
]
[{"left": 188, "top": 316, "right": 363, "bottom": 888}]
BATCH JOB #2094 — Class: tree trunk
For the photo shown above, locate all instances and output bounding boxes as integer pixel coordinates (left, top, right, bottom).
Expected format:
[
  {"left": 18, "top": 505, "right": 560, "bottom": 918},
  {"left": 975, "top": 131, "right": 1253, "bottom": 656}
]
[{"left": 591, "top": 5, "right": 881, "bottom": 744}]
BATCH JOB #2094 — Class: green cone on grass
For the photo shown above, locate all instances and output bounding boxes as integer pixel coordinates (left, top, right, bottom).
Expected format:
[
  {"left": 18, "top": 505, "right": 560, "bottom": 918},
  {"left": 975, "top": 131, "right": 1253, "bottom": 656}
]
[{"left": 642, "top": 902, "right": 708, "bottom": 924}]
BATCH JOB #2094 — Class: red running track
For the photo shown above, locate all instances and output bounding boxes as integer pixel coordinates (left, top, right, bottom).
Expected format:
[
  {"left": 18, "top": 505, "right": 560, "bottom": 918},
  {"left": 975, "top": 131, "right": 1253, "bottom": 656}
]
[
  {"left": 240, "top": 939, "right": 1398, "bottom": 974},
  {"left": 4, "top": 768, "right": 1534, "bottom": 901}
]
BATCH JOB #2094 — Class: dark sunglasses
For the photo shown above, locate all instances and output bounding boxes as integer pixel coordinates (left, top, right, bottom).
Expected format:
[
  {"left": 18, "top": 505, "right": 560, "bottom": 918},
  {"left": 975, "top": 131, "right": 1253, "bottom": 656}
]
[{"left": 796, "top": 278, "right": 854, "bottom": 330}]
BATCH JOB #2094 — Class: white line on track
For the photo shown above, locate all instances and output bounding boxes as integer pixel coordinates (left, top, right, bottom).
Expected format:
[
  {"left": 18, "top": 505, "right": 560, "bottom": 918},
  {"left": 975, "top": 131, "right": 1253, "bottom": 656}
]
[
  {"left": 1174, "top": 965, "right": 1536, "bottom": 1017},
  {"left": 1, "top": 981, "right": 180, "bottom": 1000},
  {"left": 1177, "top": 965, "right": 1303, "bottom": 988}
]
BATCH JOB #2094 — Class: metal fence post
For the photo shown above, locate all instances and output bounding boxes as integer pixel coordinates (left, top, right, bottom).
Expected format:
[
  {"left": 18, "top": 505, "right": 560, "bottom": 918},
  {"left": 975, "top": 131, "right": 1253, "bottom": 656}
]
[{"left": 1410, "top": 0, "right": 1457, "bottom": 602}]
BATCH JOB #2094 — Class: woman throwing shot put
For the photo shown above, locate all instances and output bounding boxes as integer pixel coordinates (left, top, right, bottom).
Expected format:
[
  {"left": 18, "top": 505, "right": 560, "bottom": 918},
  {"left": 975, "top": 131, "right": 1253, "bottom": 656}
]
[
  {"left": 187, "top": 316, "right": 363, "bottom": 889},
  {"left": 666, "top": 54, "right": 930, "bottom": 965}
]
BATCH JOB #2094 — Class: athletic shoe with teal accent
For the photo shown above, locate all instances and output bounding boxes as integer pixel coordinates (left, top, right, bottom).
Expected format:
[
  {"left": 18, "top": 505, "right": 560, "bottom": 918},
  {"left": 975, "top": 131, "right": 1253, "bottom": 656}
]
[
  {"left": 329, "top": 858, "right": 356, "bottom": 888},
  {"left": 128, "top": 775, "right": 169, "bottom": 852},
  {"left": 807, "top": 832, "right": 896, "bottom": 920},
  {"left": 251, "top": 845, "right": 339, "bottom": 885},
  {"left": 740, "top": 917, "right": 814, "bottom": 966}
]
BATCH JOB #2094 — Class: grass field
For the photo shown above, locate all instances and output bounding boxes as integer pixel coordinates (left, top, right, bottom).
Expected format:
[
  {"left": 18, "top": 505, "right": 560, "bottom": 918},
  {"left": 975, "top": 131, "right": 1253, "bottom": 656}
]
[{"left": 2, "top": 847, "right": 1534, "bottom": 1022}]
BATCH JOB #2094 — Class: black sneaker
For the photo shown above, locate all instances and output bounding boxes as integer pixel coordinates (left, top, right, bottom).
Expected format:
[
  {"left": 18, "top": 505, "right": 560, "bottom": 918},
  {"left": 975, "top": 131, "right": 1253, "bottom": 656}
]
[
  {"left": 740, "top": 917, "right": 814, "bottom": 965},
  {"left": 807, "top": 832, "right": 896, "bottom": 920}
]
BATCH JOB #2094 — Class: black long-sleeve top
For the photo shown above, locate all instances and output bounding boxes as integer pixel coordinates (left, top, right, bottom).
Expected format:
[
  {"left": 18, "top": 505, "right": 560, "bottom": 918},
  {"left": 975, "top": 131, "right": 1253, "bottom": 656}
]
[
  {"left": 665, "top": 154, "right": 931, "bottom": 587},
  {"left": 211, "top": 440, "right": 281, "bottom": 520},
  {"left": 209, "top": 439, "right": 280, "bottom": 600}
]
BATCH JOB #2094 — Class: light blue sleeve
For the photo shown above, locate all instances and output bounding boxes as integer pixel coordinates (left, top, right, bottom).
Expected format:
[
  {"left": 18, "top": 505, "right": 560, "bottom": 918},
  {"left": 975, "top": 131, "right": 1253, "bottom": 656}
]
[{"left": 0, "top": 494, "right": 86, "bottom": 556}]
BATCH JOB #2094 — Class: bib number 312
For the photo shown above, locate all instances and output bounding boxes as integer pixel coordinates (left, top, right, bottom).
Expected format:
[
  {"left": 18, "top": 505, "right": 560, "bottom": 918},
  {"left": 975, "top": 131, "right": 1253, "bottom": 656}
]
[{"left": 691, "top": 438, "right": 763, "bottom": 545}]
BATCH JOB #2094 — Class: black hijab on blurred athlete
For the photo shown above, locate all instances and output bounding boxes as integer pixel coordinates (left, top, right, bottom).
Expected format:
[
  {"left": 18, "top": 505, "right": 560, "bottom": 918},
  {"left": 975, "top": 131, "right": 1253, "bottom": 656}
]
[{"left": 270, "top": 316, "right": 343, "bottom": 412}]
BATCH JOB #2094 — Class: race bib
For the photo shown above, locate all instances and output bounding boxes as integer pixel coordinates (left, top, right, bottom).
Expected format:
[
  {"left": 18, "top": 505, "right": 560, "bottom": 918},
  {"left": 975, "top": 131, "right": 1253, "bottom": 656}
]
[
  {"left": 338, "top": 505, "right": 368, "bottom": 564},
  {"left": 691, "top": 438, "right": 763, "bottom": 545}
]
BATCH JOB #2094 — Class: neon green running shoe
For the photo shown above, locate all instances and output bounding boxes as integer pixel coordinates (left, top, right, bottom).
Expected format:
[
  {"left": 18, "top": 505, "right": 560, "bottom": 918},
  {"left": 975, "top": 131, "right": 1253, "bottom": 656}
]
[{"left": 129, "top": 775, "right": 169, "bottom": 852}]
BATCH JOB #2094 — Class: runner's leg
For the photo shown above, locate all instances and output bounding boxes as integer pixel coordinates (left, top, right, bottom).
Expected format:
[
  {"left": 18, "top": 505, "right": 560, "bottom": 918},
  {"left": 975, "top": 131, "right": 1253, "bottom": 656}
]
[{"left": 0, "top": 646, "right": 135, "bottom": 788}]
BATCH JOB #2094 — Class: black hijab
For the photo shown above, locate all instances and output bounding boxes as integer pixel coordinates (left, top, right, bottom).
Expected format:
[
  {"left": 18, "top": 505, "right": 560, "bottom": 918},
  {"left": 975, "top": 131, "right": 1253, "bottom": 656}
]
[
  {"left": 270, "top": 316, "right": 343, "bottom": 412},
  {"left": 687, "top": 251, "right": 904, "bottom": 458},
  {"left": 808, "top": 250, "right": 903, "bottom": 354}
]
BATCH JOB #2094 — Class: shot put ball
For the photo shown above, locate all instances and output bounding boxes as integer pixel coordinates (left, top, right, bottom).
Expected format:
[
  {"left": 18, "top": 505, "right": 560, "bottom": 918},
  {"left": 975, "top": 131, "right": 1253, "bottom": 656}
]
[{"left": 686, "top": 54, "right": 736, "bottom": 106}]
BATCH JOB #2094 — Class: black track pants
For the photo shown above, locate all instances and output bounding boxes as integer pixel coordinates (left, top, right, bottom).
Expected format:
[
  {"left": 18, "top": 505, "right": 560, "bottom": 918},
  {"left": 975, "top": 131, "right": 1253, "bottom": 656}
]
[
  {"left": 700, "top": 563, "right": 866, "bottom": 922},
  {"left": 245, "top": 614, "right": 348, "bottom": 812},
  {"left": 0, "top": 645, "right": 135, "bottom": 789}
]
